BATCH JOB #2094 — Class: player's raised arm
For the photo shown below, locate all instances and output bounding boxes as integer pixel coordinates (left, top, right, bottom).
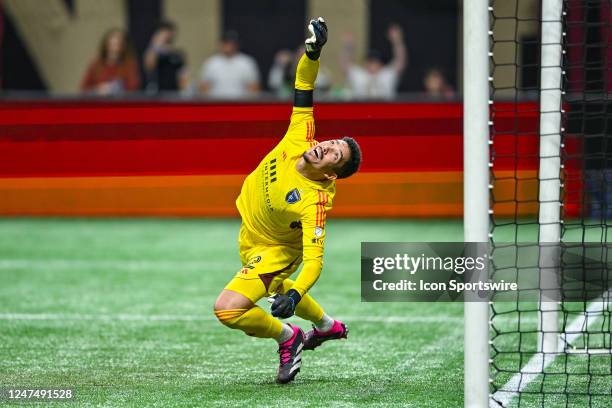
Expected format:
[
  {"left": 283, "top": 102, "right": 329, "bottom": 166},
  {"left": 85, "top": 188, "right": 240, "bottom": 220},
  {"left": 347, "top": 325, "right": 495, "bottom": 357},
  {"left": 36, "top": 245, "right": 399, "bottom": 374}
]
[
  {"left": 284, "top": 18, "right": 328, "bottom": 142},
  {"left": 295, "top": 17, "right": 327, "bottom": 94}
]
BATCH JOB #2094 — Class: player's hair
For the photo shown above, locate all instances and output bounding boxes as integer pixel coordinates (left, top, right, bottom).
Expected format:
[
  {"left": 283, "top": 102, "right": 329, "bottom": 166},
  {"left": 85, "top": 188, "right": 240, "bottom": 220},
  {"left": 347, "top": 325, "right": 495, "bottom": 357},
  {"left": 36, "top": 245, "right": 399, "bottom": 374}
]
[{"left": 335, "top": 137, "right": 362, "bottom": 179}]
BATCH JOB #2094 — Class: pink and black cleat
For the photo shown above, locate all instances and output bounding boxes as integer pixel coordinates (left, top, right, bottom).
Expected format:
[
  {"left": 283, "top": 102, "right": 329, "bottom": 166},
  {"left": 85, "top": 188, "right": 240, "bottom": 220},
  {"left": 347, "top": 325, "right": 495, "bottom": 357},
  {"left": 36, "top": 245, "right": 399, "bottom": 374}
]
[
  {"left": 303, "top": 320, "right": 348, "bottom": 351},
  {"left": 276, "top": 324, "right": 304, "bottom": 384}
]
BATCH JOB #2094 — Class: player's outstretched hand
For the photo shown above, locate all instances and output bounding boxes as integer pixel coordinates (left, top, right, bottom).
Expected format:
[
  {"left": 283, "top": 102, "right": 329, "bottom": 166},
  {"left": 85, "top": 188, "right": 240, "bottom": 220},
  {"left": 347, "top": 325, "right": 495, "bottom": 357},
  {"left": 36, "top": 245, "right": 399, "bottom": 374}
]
[
  {"left": 305, "top": 17, "right": 328, "bottom": 60},
  {"left": 271, "top": 294, "right": 296, "bottom": 318},
  {"left": 270, "top": 290, "right": 302, "bottom": 319}
]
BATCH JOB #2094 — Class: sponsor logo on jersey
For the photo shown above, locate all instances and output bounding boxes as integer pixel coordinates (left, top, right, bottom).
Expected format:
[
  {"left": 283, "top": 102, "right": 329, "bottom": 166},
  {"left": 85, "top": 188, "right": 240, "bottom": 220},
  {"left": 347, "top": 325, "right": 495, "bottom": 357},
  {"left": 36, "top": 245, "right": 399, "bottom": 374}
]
[
  {"left": 314, "top": 226, "right": 324, "bottom": 237},
  {"left": 269, "top": 158, "right": 277, "bottom": 183},
  {"left": 285, "top": 188, "right": 301, "bottom": 204},
  {"left": 248, "top": 256, "right": 261, "bottom": 265},
  {"left": 243, "top": 256, "right": 262, "bottom": 270}
]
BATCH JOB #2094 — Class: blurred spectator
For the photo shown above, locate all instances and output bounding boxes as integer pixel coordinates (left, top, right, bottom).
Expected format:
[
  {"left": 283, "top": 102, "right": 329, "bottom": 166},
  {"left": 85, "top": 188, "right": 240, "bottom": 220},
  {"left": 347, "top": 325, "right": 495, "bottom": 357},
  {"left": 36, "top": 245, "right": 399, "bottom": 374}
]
[
  {"left": 80, "top": 28, "right": 140, "bottom": 95},
  {"left": 268, "top": 49, "right": 293, "bottom": 98},
  {"left": 268, "top": 46, "right": 331, "bottom": 98},
  {"left": 143, "top": 21, "right": 188, "bottom": 93},
  {"left": 199, "top": 30, "right": 260, "bottom": 98},
  {"left": 423, "top": 67, "right": 455, "bottom": 99},
  {"left": 340, "top": 24, "right": 407, "bottom": 99}
]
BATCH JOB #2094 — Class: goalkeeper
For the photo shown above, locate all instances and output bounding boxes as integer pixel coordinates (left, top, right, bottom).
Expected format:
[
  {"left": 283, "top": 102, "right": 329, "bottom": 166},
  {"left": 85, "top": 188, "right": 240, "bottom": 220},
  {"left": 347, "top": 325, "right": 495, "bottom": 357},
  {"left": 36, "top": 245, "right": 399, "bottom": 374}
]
[{"left": 213, "top": 17, "right": 362, "bottom": 384}]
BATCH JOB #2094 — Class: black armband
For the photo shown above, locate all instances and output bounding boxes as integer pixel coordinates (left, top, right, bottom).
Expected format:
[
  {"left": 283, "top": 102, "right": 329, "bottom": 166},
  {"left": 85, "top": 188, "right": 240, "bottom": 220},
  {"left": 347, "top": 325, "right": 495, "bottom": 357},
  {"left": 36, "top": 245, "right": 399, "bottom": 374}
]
[
  {"left": 294, "top": 89, "right": 313, "bottom": 107},
  {"left": 305, "top": 50, "right": 321, "bottom": 61},
  {"left": 286, "top": 289, "right": 302, "bottom": 306}
]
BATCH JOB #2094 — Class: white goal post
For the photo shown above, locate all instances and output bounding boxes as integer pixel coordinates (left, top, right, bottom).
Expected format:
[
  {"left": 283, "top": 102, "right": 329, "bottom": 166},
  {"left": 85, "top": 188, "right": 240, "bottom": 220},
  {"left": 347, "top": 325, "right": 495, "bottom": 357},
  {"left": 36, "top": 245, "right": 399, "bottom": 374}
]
[
  {"left": 537, "top": 0, "right": 564, "bottom": 356},
  {"left": 462, "top": 0, "right": 566, "bottom": 406},
  {"left": 462, "top": 0, "right": 490, "bottom": 407}
]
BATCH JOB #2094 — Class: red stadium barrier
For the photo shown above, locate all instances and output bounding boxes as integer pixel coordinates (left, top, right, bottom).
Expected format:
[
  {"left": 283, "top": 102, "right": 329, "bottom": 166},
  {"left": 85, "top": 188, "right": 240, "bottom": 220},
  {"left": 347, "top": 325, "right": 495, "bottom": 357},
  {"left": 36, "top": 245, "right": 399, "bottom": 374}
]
[{"left": 0, "top": 100, "right": 576, "bottom": 217}]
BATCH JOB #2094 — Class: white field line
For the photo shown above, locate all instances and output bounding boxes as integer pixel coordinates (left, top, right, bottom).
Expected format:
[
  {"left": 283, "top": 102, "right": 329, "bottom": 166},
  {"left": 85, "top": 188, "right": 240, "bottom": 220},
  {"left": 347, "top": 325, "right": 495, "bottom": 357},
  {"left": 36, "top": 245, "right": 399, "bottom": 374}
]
[
  {"left": 0, "top": 259, "right": 226, "bottom": 270},
  {"left": 0, "top": 312, "right": 463, "bottom": 324},
  {"left": 0, "top": 258, "right": 462, "bottom": 324},
  {"left": 490, "top": 291, "right": 611, "bottom": 408}
]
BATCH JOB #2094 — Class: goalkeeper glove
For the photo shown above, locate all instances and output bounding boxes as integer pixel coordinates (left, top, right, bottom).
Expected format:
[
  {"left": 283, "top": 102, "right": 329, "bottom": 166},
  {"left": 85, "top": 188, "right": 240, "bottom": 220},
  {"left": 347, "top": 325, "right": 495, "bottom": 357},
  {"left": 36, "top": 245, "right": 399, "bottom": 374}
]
[
  {"left": 305, "top": 17, "right": 328, "bottom": 60},
  {"left": 270, "top": 289, "right": 302, "bottom": 319}
]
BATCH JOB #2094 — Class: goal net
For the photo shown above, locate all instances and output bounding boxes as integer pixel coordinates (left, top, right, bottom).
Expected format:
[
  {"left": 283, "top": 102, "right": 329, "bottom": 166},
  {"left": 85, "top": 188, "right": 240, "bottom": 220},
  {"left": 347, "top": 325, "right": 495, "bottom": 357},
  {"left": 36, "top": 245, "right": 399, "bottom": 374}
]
[{"left": 488, "top": 0, "right": 612, "bottom": 406}]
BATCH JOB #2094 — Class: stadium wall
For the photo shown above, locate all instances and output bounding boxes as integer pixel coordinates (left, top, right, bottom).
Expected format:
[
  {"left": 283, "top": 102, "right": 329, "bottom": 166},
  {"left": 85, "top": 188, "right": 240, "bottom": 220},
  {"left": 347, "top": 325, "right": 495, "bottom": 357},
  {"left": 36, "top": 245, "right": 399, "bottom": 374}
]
[{"left": 0, "top": 101, "right": 577, "bottom": 218}]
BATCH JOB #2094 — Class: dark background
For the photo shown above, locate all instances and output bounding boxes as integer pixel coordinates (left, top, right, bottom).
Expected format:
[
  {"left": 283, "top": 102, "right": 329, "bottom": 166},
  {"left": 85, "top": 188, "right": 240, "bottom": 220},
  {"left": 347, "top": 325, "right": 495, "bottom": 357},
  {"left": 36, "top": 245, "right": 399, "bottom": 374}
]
[
  {"left": 370, "top": 1, "right": 458, "bottom": 92},
  {"left": 0, "top": 0, "right": 459, "bottom": 92}
]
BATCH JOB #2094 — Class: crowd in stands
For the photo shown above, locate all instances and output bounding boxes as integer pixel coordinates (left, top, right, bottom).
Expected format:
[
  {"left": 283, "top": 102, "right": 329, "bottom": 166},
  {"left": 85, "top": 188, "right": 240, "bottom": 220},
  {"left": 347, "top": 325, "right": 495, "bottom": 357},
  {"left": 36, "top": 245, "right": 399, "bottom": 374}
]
[
  {"left": 80, "top": 28, "right": 140, "bottom": 94},
  {"left": 79, "top": 21, "right": 455, "bottom": 100}
]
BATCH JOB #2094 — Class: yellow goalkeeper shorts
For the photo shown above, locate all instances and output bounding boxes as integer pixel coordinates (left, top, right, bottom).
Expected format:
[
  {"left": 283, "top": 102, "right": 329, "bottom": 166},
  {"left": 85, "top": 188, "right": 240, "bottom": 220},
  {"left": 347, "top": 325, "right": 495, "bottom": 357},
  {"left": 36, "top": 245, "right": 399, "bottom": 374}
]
[{"left": 224, "top": 225, "right": 302, "bottom": 303}]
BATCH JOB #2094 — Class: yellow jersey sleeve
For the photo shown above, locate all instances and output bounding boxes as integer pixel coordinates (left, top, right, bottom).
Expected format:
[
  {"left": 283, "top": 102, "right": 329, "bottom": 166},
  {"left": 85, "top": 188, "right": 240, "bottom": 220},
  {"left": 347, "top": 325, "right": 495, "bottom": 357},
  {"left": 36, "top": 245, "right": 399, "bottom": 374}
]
[
  {"left": 282, "top": 108, "right": 316, "bottom": 152},
  {"left": 280, "top": 54, "right": 320, "bottom": 150},
  {"left": 290, "top": 191, "right": 331, "bottom": 296},
  {"left": 295, "top": 53, "right": 319, "bottom": 91}
]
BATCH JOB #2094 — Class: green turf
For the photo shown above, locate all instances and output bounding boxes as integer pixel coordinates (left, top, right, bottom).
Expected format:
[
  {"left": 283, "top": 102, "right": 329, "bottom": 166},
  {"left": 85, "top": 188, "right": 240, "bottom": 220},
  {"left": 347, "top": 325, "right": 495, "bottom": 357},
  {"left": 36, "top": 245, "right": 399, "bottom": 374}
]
[
  {"left": 0, "top": 218, "right": 466, "bottom": 407},
  {"left": 1, "top": 218, "right": 609, "bottom": 407}
]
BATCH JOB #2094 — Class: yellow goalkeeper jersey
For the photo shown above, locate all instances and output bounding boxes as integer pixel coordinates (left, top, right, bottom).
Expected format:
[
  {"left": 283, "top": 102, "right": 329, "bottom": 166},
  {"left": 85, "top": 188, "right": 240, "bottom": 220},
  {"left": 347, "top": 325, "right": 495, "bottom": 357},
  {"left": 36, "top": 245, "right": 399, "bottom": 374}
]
[{"left": 235, "top": 55, "right": 333, "bottom": 296}]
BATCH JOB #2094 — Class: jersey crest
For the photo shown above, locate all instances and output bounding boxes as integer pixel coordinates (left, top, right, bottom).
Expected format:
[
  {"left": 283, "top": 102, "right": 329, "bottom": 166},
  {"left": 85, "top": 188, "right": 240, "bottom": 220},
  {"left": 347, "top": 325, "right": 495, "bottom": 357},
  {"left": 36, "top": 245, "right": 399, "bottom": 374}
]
[{"left": 285, "top": 188, "right": 301, "bottom": 204}]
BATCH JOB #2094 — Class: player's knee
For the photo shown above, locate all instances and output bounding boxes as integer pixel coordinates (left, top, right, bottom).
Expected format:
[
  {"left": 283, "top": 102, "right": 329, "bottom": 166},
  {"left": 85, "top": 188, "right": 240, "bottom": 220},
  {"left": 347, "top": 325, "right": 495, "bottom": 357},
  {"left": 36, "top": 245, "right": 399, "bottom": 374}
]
[
  {"left": 213, "top": 294, "right": 228, "bottom": 312},
  {"left": 213, "top": 295, "right": 244, "bottom": 328},
  {"left": 213, "top": 289, "right": 255, "bottom": 329},
  {"left": 213, "top": 307, "right": 248, "bottom": 329},
  {"left": 213, "top": 301, "right": 233, "bottom": 326},
  {"left": 214, "top": 289, "right": 253, "bottom": 311}
]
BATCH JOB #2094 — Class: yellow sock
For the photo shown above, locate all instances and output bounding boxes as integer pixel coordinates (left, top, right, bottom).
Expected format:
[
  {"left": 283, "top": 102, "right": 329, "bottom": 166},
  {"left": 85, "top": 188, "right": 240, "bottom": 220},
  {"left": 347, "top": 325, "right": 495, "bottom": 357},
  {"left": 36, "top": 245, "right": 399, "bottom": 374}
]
[
  {"left": 281, "top": 278, "right": 325, "bottom": 323},
  {"left": 214, "top": 306, "right": 282, "bottom": 339}
]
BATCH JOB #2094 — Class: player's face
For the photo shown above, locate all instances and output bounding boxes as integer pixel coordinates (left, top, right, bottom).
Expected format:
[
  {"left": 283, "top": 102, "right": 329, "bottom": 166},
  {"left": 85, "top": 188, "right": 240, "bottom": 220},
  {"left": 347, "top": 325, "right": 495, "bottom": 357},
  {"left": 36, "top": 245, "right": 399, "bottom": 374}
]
[{"left": 303, "top": 139, "right": 350, "bottom": 178}]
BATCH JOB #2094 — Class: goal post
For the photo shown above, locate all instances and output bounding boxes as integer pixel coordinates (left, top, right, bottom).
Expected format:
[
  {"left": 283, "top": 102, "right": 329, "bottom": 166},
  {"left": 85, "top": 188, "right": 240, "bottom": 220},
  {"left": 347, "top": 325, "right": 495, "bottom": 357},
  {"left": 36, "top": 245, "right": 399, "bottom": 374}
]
[
  {"left": 462, "top": 0, "right": 490, "bottom": 407},
  {"left": 537, "top": 0, "right": 564, "bottom": 356}
]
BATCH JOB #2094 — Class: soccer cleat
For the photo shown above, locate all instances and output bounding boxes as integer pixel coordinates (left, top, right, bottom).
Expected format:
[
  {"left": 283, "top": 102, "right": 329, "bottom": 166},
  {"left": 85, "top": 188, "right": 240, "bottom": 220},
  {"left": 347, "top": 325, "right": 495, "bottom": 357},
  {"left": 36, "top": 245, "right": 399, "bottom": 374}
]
[
  {"left": 276, "top": 324, "right": 304, "bottom": 384},
  {"left": 303, "top": 319, "right": 348, "bottom": 351}
]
